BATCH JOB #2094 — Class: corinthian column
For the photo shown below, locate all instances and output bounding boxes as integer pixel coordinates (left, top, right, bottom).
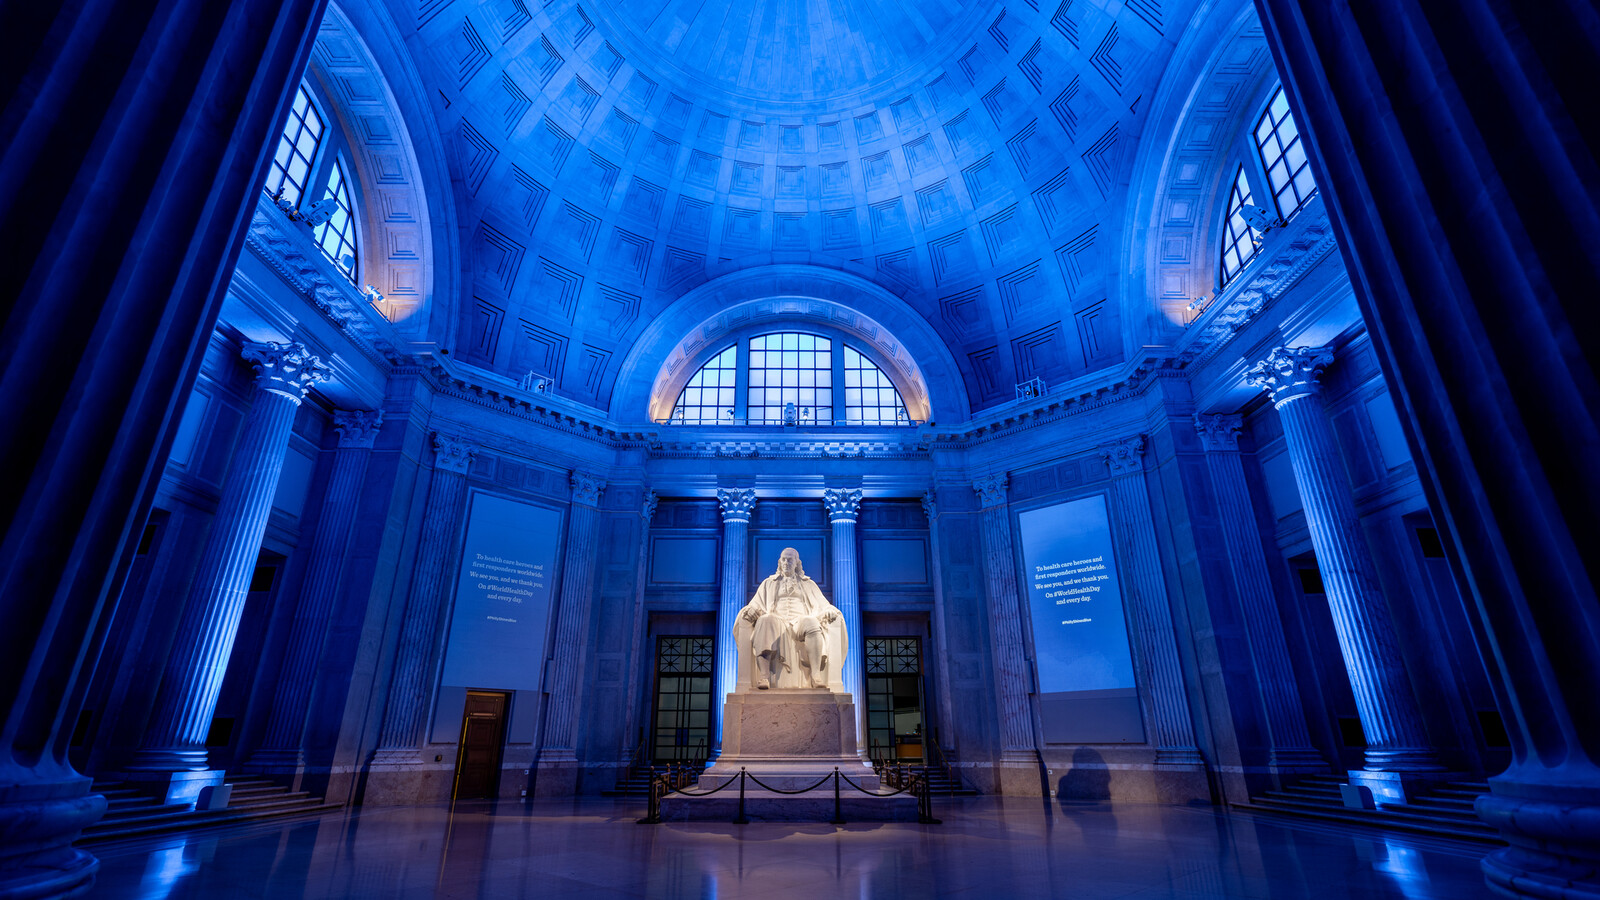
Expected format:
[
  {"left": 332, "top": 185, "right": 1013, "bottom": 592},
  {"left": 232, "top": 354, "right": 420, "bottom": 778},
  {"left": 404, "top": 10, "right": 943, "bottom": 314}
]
[
  {"left": 822, "top": 488, "right": 864, "bottom": 693},
  {"left": 711, "top": 488, "right": 756, "bottom": 757},
  {"left": 371, "top": 434, "right": 476, "bottom": 767},
  {"left": 1102, "top": 436, "right": 1203, "bottom": 767},
  {"left": 540, "top": 472, "right": 607, "bottom": 766},
  {"left": 1194, "top": 415, "right": 1324, "bottom": 773},
  {"left": 971, "top": 474, "right": 1035, "bottom": 766},
  {"left": 250, "top": 408, "right": 383, "bottom": 771},
  {"left": 130, "top": 343, "right": 330, "bottom": 784},
  {"left": 1246, "top": 347, "right": 1441, "bottom": 779}
]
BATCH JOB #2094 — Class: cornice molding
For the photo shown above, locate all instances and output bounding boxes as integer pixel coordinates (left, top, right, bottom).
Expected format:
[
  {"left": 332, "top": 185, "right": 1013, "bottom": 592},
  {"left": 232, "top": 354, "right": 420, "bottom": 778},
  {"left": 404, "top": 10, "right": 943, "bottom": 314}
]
[{"left": 245, "top": 203, "right": 407, "bottom": 369}]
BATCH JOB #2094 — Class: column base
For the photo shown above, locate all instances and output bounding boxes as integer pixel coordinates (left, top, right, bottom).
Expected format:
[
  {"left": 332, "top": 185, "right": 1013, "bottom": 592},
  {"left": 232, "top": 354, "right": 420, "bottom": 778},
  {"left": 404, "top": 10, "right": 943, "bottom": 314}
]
[
  {"left": 241, "top": 748, "right": 305, "bottom": 773},
  {"left": 1267, "top": 748, "right": 1330, "bottom": 773},
  {"left": 1361, "top": 747, "right": 1448, "bottom": 773},
  {"left": 0, "top": 774, "right": 106, "bottom": 900},
  {"left": 1155, "top": 747, "right": 1207, "bottom": 768},
  {"left": 1477, "top": 780, "right": 1600, "bottom": 900},
  {"left": 363, "top": 754, "right": 453, "bottom": 806},
  {"left": 119, "top": 769, "right": 225, "bottom": 807},
  {"left": 1347, "top": 768, "right": 1455, "bottom": 806},
  {"left": 532, "top": 751, "right": 580, "bottom": 798}
]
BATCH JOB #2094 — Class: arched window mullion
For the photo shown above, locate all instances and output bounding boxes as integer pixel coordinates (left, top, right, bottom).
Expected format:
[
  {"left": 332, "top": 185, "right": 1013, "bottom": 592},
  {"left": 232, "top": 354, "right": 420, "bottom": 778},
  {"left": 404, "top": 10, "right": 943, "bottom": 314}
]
[{"left": 1220, "top": 166, "right": 1260, "bottom": 286}]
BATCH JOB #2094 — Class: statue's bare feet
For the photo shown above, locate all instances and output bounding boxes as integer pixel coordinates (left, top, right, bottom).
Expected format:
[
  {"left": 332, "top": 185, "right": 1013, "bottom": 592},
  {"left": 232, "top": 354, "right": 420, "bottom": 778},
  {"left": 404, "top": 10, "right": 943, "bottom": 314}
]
[{"left": 756, "top": 677, "right": 770, "bottom": 690}]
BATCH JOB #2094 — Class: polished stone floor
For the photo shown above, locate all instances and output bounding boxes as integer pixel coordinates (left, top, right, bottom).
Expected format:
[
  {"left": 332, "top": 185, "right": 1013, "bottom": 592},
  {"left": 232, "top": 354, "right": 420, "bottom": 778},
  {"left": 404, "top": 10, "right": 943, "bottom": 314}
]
[{"left": 85, "top": 796, "right": 1497, "bottom": 898}]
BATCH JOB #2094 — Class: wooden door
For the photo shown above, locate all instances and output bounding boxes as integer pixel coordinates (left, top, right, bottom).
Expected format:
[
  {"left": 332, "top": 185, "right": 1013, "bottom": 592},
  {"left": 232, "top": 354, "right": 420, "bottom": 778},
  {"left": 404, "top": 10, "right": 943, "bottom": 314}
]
[{"left": 454, "top": 691, "right": 509, "bottom": 799}]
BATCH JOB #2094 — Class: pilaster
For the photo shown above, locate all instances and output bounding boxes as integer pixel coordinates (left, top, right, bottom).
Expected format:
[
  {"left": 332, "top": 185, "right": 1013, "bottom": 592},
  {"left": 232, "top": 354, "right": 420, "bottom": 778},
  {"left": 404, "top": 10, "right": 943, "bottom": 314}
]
[
  {"left": 369, "top": 433, "right": 476, "bottom": 782},
  {"left": 535, "top": 471, "right": 607, "bottom": 794},
  {"left": 970, "top": 473, "right": 1037, "bottom": 784},
  {"left": 1101, "top": 435, "right": 1205, "bottom": 769}
]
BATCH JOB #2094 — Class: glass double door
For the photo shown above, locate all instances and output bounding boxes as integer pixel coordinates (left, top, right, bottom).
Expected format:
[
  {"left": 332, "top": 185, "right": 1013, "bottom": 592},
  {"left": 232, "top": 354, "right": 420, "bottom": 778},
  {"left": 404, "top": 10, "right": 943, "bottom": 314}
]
[
  {"left": 650, "top": 636, "right": 713, "bottom": 764},
  {"left": 865, "top": 637, "right": 924, "bottom": 764}
]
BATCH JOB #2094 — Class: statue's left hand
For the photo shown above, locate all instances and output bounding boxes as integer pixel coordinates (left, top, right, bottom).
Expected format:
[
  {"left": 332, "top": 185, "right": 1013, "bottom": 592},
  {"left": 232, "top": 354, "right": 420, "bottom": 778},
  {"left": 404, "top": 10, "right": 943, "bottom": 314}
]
[{"left": 822, "top": 609, "right": 838, "bottom": 625}]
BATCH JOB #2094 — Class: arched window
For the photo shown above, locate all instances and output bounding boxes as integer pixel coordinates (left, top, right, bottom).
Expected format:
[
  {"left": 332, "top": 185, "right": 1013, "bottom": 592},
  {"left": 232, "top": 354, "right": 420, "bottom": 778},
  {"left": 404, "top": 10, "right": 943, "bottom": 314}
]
[
  {"left": 1254, "top": 86, "right": 1317, "bottom": 219},
  {"left": 264, "top": 80, "right": 364, "bottom": 284},
  {"left": 314, "top": 160, "right": 358, "bottom": 281},
  {"left": 672, "top": 345, "right": 737, "bottom": 424},
  {"left": 748, "top": 332, "right": 833, "bottom": 424},
  {"left": 266, "top": 86, "right": 324, "bottom": 206},
  {"left": 1220, "top": 167, "right": 1259, "bottom": 286},
  {"left": 670, "top": 331, "right": 909, "bottom": 427}
]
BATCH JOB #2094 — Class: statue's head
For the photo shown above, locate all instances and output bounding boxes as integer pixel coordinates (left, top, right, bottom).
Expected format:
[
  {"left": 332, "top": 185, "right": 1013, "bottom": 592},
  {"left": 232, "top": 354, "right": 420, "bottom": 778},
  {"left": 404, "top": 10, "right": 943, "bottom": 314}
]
[{"left": 776, "top": 547, "right": 805, "bottom": 579}]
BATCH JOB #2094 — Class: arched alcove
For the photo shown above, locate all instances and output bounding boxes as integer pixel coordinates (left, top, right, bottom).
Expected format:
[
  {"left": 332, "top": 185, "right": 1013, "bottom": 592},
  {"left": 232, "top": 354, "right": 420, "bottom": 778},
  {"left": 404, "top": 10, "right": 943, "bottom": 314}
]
[{"left": 609, "top": 265, "right": 970, "bottom": 425}]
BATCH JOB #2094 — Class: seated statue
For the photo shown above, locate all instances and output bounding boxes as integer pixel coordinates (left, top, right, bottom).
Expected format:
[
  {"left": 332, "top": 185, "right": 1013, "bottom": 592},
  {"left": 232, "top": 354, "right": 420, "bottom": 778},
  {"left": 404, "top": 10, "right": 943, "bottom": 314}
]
[{"left": 733, "top": 547, "right": 847, "bottom": 691}]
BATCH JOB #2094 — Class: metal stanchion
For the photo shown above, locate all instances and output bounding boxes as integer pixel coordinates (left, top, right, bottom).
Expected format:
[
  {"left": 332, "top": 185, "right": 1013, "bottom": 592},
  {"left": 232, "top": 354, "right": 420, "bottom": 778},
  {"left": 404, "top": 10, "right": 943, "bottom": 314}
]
[
  {"left": 830, "top": 768, "right": 845, "bottom": 825},
  {"left": 733, "top": 768, "right": 749, "bottom": 825}
]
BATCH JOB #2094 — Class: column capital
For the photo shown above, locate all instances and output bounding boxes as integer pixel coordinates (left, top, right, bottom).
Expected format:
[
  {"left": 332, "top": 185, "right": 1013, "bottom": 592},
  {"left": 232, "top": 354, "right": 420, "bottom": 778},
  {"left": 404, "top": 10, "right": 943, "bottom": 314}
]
[
  {"left": 972, "top": 473, "right": 1008, "bottom": 508},
  {"left": 717, "top": 487, "right": 757, "bottom": 522},
  {"left": 920, "top": 489, "right": 938, "bottom": 521},
  {"left": 431, "top": 432, "right": 477, "bottom": 474},
  {"left": 642, "top": 489, "right": 659, "bottom": 523},
  {"left": 241, "top": 341, "right": 329, "bottom": 402},
  {"left": 1103, "top": 434, "right": 1148, "bottom": 476},
  {"left": 333, "top": 408, "right": 384, "bottom": 449},
  {"left": 1247, "top": 346, "right": 1334, "bottom": 405},
  {"left": 570, "top": 471, "right": 606, "bottom": 507},
  {"left": 822, "top": 487, "right": 863, "bottom": 523},
  {"left": 1194, "top": 413, "right": 1243, "bottom": 453}
]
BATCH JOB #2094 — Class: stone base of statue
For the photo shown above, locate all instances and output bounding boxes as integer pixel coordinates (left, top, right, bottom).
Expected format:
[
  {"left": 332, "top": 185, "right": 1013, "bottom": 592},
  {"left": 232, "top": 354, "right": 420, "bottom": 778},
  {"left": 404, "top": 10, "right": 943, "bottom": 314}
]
[{"left": 661, "top": 689, "right": 918, "bottom": 822}]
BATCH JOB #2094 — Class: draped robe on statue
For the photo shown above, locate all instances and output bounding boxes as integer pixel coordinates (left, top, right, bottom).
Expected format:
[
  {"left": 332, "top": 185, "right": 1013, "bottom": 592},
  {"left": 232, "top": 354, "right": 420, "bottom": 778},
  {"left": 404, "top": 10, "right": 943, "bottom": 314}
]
[{"left": 733, "top": 573, "right": 847, "bottom": 692}]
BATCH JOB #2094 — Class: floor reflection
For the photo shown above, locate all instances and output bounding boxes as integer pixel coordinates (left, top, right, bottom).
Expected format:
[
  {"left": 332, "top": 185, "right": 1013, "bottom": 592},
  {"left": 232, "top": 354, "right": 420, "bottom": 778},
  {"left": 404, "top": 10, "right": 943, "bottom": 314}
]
[{"left": 84, "top": 797, "right": 1496, "bottom": 898}]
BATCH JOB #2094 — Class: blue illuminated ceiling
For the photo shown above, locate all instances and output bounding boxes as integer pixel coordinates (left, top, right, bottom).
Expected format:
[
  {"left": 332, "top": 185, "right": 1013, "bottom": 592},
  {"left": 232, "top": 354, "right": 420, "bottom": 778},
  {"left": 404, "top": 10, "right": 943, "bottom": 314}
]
[{"left": 395, "top": 0, "right": 1203, "bottom": 419}]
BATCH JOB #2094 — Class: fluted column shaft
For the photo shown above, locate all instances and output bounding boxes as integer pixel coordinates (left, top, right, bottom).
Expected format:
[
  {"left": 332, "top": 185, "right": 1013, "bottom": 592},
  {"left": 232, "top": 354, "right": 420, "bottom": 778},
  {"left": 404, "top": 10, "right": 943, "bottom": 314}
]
[
  {"left": 542, "top": 473, "right": 607, "bottom": 756},
  {"left": 823, "top": 489, "right": 864, "bottom": 749},
  {"left": 1248, "top": 348, "right": 1439, "bottom": 772},
  {"left": 712, "top": 489, "right": 756, "bottom": 756},
  {"left": 1103, "top": 436, "right": 1204, "bottom": 767},
  {"left": 971, "top": 475, "right": 1034, "bottom": 758},
  {"left": 1195, "top": 415, "right": 1323, "bottom": 770},
  {"left": 252, "top": 409, "right": 383, "bottom": 766},
  {"left": 373, "top": 434, "right": 475, "bottom": 762},
  {"left": 921, "top": 491, "right": 958, "bottom": 751},
  {"left": 132, "top": 343, "right": 328, "bottom": 772}
]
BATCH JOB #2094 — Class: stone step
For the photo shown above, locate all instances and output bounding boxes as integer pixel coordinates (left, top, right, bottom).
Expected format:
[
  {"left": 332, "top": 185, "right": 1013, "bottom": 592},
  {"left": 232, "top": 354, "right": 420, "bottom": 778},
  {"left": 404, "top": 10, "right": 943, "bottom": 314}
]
[
  {"left": 77, "top": 801, "right": 343, "bottom": 844},
  {"left": 1243, "top": 799, "right": 1503, "bottom": 844}
]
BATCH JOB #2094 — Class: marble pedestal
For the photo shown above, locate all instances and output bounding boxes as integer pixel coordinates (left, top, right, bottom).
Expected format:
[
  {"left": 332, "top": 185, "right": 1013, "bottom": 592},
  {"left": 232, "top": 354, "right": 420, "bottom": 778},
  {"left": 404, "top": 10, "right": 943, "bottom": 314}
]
[
  {"left": 699, "top": 689, "right": 876, "bottom": 790},
  {"left": 669, "top": 690, "right": 917, "bottom": 821}
]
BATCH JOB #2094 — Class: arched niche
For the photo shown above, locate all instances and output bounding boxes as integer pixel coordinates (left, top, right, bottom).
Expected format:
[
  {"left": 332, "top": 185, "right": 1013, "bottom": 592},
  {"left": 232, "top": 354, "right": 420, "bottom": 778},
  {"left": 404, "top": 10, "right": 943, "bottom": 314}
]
[
  {"left": 610, "top": 266, "right": 971, "bottom": 426},
  {"left": 1117, "top": 1, "right": 1278, "bottom": 344},
  {"left": 306, "top": 2, "right": 460, "bottom": 344}
]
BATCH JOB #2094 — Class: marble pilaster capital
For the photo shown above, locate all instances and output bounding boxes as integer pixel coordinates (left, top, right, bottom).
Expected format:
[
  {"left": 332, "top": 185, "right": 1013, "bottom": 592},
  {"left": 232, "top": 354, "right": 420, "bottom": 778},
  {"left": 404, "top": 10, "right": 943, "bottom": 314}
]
[
  {"left": 920, "top": 490, "right": 938, "bottom": 521},
  {"left": 430, "top": 432, "right": 477, "bottom": 474},
  {"left": 972, "top": 473, "right": 1009, "bottom": 508},
  {"left": 642, "top": 490, "right": 659, "bottom": 523},
  {"left": 1194, "top": 414, "right": 1243, "bottom": 453},
  {"left": 570, "top": 471, "right": 606, "bottom": 507},
  {"left": 717, "top": 487, "right": 757, "bottom": 523},
  {"left": 822, "top": 488, "right": 863, "bottom": 523},
  {"left": 1247, "top": 346, "right": 1335, "bottom": 406},
  {"left": 333, "top": 408, "right": 384, "bottom": 448},
  {"left": 241, "top": 341, "right": 329, "bottom": 403},
  {"left": 1103, "top": 434, "right": 1148, "bottom": 476}
]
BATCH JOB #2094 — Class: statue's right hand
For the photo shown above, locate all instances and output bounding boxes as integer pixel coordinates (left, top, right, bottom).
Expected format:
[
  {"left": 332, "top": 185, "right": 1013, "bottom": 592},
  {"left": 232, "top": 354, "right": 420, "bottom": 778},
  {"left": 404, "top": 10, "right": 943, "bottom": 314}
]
[{"left": 742, "top": 607, "right": 760, "bottom": 624}]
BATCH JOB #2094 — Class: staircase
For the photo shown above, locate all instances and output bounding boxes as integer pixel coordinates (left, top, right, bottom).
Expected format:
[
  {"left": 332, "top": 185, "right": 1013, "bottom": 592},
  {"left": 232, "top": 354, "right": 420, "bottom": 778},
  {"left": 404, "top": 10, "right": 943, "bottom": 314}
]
[
  {"left": 1245, "top": 775, "right": 1502, "bottom": 843},
  {"left": 603, "top": 763, "right": 703, "bottom": 798},
  {"left": 76, "top": 776, "right": 341, "bottom": 844},
  {"left": 874, "top": 762, "right": 978, "bottom": 797}
]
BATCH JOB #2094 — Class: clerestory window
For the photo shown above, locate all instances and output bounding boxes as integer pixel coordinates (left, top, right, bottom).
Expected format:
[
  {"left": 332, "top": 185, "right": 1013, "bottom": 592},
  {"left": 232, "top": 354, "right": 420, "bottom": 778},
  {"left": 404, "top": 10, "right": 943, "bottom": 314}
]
[
  {"left": 314, "top": 160, "right": 358, "bottom": 281},
  {"left": 266, "top": 87, "right": 324, "bottom": 206},
  {"left": 670, "top": 331, "right": 909, "bottom": 426},
  {"left": 1220, "top": 167, "right": 1260, "bottom": 286},
  {"left": 1254, "top": 86, "right": 1317, "bottom": 219}
]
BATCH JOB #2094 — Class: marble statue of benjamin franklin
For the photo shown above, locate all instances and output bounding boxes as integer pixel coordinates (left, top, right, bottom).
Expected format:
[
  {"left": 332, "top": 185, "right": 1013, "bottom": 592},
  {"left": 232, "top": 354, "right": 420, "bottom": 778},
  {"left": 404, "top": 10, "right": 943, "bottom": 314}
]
[{"left": 736, "top": 547, "right": 845, "bottom": 690}]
